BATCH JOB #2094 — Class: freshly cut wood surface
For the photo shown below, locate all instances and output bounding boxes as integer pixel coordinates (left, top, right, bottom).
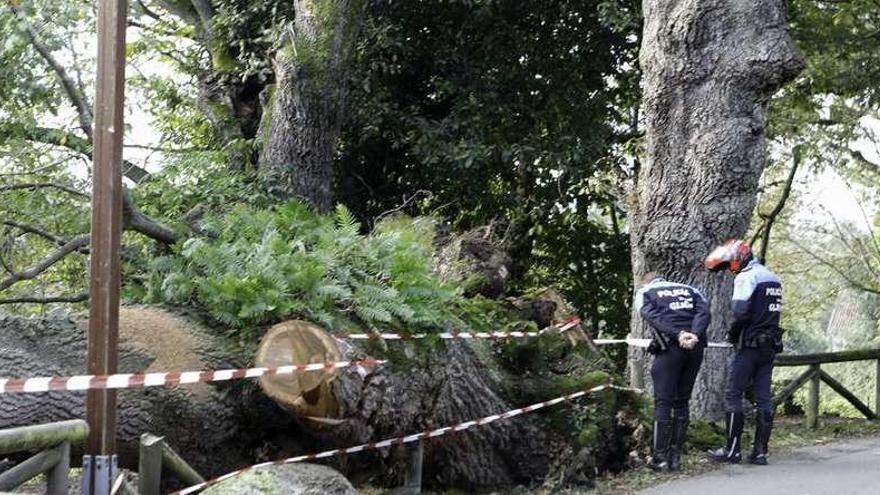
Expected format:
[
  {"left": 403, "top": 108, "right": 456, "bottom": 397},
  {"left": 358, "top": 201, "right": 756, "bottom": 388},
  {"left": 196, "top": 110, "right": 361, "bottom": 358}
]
[{"left": 256, "top": 320, "right": 342, "bottom": 419}]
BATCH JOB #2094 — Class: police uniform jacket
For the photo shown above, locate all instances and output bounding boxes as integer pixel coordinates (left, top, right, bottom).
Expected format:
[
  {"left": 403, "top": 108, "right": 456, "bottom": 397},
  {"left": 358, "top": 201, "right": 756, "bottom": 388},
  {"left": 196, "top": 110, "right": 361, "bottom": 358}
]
[
  {"left": 731, "top": 258, "right": 783, "bottom": 346},
  {"left": 635, "top": 277, "right": 711, "bottom": 349}
]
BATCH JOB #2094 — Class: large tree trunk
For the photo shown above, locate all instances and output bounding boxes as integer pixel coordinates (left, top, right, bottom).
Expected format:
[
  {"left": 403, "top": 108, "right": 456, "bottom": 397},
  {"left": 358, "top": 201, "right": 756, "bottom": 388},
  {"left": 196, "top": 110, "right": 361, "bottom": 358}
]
[
  {"left": 0, "top": 307, "right": 296, "bottom": 477},
  {"left": 258, "top": 0, "right": 365, "bottom": 212},
  {"left": 629, "top": 0, "right": 803, "bottom": 419},
  {"left": 255, "top": 320, "right": 550, "bottom": 488},
  {"left": 0, "top": 304, "right": 643, "bottom": 489}
]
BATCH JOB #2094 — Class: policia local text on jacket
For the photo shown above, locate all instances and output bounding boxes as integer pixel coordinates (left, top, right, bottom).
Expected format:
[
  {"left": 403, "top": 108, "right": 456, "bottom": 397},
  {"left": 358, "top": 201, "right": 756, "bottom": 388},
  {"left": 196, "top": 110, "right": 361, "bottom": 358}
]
[
  {"left": 635, "top": 275, "right": 711, "bottom": 471},
  {"left": 705, "top": 241, "right": 783, "bottom": 466}
]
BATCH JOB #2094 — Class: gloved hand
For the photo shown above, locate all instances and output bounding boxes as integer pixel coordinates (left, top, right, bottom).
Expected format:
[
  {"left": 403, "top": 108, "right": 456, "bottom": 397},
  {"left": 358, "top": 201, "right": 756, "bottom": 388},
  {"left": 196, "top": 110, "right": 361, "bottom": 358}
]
[{"left": 678, "top": 331, "right": 699, "bottom": 349}]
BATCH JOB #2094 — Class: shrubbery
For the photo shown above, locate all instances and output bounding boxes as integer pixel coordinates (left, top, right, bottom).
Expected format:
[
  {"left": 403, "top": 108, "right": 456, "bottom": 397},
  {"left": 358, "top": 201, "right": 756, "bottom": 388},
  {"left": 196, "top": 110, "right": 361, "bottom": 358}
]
[{"left": 141, "top": 201, "right": 528, "bottom": 341}]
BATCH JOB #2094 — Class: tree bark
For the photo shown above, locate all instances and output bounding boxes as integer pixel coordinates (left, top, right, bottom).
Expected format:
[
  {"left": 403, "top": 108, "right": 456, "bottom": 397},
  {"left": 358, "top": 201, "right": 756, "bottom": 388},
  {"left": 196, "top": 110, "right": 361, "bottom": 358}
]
[
  {"left": 255, "top": 320, "right": 549, "bottom": 488},
  {"left": 0, "top": 307, "right": 296, "bottom": 477},
  {"left": 629, "top": 0, "right": 803, "bottom": 419},
  {"left": 258, "top": 0, "right": 365, "bottom": 212}
]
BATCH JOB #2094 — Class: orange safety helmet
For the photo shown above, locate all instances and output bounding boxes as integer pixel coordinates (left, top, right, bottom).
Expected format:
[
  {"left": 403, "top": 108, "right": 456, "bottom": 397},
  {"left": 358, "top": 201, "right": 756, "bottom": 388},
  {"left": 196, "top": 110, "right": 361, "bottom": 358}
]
[{"left": 704, "top": 239, "right": 753, "bottom": 273}]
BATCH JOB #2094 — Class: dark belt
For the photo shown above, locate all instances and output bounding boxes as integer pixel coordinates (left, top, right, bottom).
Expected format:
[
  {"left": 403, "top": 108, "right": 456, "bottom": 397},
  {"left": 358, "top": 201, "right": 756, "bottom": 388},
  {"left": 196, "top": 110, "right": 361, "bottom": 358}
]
[{"left": 742, "top": 331, "right": 780, "bottom": 351}]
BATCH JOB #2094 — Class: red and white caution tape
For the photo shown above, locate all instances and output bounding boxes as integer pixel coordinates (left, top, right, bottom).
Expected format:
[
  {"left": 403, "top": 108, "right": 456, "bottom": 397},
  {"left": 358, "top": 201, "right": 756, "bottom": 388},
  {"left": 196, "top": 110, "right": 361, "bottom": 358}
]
[
  {"left": 0, "top": 359, "right": 385, "bottom": 394},
  {"left": 340, "top": 318, "right": 581, "bottom": 341},
  {"left": 593, "top": 338, "right": 732, "bottom": 348},
  {"left": 174, "top": 382, "right": 632, "bottom": 495}
]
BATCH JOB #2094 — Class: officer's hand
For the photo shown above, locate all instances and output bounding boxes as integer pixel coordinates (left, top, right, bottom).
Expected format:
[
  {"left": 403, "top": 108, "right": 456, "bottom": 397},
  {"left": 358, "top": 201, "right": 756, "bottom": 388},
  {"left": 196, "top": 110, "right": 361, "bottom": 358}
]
[{"left": 678, "top": 331, "right": 698, "bottom": 349}]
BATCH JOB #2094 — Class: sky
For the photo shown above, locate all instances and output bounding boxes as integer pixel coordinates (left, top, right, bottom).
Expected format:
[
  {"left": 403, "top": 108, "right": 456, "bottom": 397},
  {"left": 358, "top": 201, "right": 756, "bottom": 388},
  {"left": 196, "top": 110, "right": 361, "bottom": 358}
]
[{"left": 794, "top": 116, "right": 880, "bottom": 232}]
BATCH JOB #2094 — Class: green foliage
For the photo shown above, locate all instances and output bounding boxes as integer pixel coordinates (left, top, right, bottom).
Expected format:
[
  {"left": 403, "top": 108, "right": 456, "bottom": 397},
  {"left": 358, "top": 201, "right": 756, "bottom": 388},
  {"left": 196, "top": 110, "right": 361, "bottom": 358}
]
[
  {"left": 685, "top": 420, "right": 725, "bottom": 451},
  {"left": 210, "top": 0, "right": 294, "bottom": 77},
  {"left": 140, "top": 201, "right": 483, "bottom": 340},
  {"left": 338, "top": 0, "right": 640, "bottom": 339}
]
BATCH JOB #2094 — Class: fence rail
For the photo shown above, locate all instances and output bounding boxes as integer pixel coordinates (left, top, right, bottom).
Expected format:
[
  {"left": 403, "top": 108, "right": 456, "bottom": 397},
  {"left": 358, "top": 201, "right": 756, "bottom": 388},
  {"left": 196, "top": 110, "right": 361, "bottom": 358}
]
[
  {"left": 0, "top": 419, "right": 88, "bottom": 494},
  {"left": 774, "top": 349, "right": 880, "bottom": 428},
  {"left": 138, "top": 434, "right": 205, "bottom": 495}
]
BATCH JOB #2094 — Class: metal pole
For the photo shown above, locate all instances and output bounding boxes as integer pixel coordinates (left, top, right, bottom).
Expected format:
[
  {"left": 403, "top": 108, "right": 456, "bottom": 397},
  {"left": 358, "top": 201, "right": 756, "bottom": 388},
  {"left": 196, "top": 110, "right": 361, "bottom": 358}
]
[{"left": 86, "top": 1, "right": 127, "bottom": 493}]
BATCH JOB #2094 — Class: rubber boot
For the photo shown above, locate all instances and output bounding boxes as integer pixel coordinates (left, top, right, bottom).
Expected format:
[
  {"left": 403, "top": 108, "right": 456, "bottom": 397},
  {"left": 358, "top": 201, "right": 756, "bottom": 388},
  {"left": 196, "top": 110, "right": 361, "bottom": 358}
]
[
  {"left": 748, "top": 411, "right": 773, "bottom": 465},
  {"left": 707, "top": 412, "right": 743, "bottom": 463},
  {"left": 649, "top": 420, "right": 673, "bottom": 471},
  {"left": 668, "top": 418, "right": 688, "bottom": 471}
]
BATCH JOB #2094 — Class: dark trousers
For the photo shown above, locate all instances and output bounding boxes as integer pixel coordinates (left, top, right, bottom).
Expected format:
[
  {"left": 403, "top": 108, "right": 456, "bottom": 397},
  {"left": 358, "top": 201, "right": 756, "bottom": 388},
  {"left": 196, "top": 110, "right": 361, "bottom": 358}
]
[
  {"left": 651, "top": 346, "right": 705, "bottom": 421},
  {"left": 725, "top": 347, "right": 775, "bottom": 414}
]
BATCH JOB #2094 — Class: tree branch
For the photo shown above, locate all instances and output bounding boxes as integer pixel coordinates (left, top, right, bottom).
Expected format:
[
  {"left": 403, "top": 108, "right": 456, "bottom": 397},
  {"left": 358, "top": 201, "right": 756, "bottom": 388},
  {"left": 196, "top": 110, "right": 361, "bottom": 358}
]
[
  {"left": 0, "top": 293, "right": 88, "bottom": 304},
  {"left": 122, "top": 189, "right": 179, "bottom": 244},
  {"left": 0, "top": 123, "right": 152, "bottom": 183},
  {"left": 137, "top": 0, "right": 163, "bottom": 21},
  {"left": 2, "top": 220, "right": 87, "bottom": 252},
  {"left": 11, "top": 5, "right": 93, "bottom": 141},
  {"left": 153, "top": 0, "right": 202, "bottom": 26},
  {"left": 754, "top": 145, "right": 801, "bottom": 261},
  {"left": 189, "top": 0, "right": 216, "bottom": 31},
  {"left": 0, "top": 235, "right": 90, "bottom": 291},
  {"left": 0, "top": 123, "right": 92, "bottom": 155},
  {"left": 0, "top": 182, "right": 89, "bottom": 198},
  {"left": 124, "top": 143, "right": 210, "bottom": 153},
  {"left": 790, "top": 237, "right": 880, "bottom": 295}
]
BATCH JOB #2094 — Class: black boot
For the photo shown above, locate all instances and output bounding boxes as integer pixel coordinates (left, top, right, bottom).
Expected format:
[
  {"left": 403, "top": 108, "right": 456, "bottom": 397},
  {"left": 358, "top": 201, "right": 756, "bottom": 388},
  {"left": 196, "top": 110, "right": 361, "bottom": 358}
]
[
  {"left": 668, "top": 418, "right": 688, "bottom": 471},
  {"left": 707, "top": 412, "right": 743, "bottom": 463},
  {"left": 748, "top": 411, "right": 773, "bottom": 465},
  {"left": 649, "top": 420, "right": 673, "bottom": 471}
]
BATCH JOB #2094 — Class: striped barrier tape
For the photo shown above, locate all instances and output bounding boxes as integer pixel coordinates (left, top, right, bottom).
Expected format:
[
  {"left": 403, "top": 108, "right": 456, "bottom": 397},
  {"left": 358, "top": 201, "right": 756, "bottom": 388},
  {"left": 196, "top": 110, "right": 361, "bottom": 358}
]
[
  {"left": 0, "top": 320, "right": 581, "bottom": 394},
  {"left": 339, "top": 318, "right": 581, "bottom": 341},
  {"left": 0, "top": 358, "right": 385, "bottom": 395},
  {"left": 174, "top": 383, "right": 639, "bottom": 495},
  {"left": 0, "top": 318, "right": 728, "bottom": 394}
]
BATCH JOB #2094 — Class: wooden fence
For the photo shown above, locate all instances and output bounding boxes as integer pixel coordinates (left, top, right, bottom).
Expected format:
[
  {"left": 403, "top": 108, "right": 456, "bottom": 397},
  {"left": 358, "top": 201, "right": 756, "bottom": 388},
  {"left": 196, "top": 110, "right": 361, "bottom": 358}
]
[
  {"left": 774, "top": 348, "right": 880, "bottom": 428},
  {"left": 0, "top": 419, "right": 88, "bottom": 494}
]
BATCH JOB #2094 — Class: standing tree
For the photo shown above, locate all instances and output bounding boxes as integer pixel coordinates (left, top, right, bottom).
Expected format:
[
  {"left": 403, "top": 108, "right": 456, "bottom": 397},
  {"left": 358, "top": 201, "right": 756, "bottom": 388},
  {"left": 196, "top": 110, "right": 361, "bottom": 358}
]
[
  {"left": 259, "top": 0, "right": 365, "bottom": 211},
  {"left": 630, "top": 0, "right": 803, "bottom": 418}
]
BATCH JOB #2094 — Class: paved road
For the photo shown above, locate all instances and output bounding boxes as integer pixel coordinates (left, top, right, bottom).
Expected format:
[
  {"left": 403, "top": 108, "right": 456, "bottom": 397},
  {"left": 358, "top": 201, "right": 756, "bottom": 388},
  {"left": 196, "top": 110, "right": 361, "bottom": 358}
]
[{"left": 639, "top": 435, "right": 880, "bottom": 495}]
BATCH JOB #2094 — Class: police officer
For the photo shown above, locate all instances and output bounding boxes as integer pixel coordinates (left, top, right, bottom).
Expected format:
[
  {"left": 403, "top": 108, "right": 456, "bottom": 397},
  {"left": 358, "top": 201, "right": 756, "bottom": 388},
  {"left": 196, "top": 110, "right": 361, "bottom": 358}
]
[
  {"left": 635, "top": 271, "right": 711, "bottom": 471},
  {"left": 704, "top": 239, "right": 783, "bottom": 465}
]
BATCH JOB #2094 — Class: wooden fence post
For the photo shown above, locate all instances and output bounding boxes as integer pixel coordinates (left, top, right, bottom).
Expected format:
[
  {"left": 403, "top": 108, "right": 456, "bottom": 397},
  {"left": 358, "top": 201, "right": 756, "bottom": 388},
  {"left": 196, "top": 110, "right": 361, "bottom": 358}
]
[
  {"left": 875, "top": 359, "right": 880, "bottom": 418},
  {"left": 0, "top": 444, "right": 64, "bottom": 491},
  {"left": 138, "top": 434, "right": 163, "bottom": 495},
  {"left": 807, "top": 364, "right": 820, "bottom": 429},
  {"left": 404, "top": 440, "right": 423, "bottom": 494},
  {"left": 46, "top": 441, "right": 70, "bottom": 495}
]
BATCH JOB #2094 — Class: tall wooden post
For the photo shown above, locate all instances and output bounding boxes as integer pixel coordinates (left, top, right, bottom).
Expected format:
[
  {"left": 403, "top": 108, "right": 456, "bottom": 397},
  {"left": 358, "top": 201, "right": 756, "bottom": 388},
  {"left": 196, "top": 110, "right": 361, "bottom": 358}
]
[
  {"left": 86, "top": 1, "right": 127, "bottom": 493},
  {"left": 806, "top": 364, "right": 820, "bottom": 430},
  {"left": 875, "top": 359, "right": 880, "bottom": 418}
]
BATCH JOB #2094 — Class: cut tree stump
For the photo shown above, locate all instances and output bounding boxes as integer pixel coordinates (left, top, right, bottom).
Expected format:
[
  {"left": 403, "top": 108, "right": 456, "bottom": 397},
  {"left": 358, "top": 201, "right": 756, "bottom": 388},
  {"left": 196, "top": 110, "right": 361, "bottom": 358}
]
[{"left": 256, "top": 320, "right": 342, "bottom": 419}]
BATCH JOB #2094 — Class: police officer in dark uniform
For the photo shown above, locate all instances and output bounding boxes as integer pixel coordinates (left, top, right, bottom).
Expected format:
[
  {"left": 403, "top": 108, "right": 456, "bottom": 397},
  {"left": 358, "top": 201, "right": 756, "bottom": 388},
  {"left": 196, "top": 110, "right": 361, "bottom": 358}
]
[
  {"left": 635, "top": 271, "right": 711, "bottom": 471},
  {"left": 704, "top": 239, "right": 783, "bottom": 465}
]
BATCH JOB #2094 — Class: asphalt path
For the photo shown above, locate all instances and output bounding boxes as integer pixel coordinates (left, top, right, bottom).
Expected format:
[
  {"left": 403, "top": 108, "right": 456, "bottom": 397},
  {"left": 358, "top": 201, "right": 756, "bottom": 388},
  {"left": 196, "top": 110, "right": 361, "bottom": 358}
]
[{"left": 639, "top": 435, "right": 880, "bottom": 495}]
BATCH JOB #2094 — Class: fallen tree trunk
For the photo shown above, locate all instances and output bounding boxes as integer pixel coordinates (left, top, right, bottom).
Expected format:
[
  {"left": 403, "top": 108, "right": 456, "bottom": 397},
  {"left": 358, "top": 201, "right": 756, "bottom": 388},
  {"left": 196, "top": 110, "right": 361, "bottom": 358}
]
[
  {"left": 0, "top": 301, "right": 645, "bottom": 489},
  {"left": 0, "top": 306, "right": 296, "bottom": 477},
  {"left": 254, "top": 315, "right": 645, "bottom": 489}
]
